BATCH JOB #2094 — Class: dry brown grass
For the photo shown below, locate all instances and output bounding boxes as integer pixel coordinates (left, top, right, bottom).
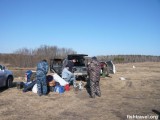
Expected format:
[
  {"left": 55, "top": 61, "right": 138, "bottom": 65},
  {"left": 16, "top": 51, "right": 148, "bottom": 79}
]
[{"left": 0, "top": 62, "right": 160, "bottom": 120}]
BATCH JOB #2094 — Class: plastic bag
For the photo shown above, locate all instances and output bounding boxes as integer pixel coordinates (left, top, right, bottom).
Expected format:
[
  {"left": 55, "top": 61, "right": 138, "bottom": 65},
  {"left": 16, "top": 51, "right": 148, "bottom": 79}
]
[{"left": 32, "top": 84, "right": 38, "bottom": 93}]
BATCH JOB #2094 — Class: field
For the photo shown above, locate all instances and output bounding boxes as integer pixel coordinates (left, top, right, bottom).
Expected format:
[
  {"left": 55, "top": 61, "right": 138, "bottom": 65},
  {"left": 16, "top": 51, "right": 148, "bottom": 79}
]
[{"left": 0, "top": 62, "right": 160, "bottom": 120}]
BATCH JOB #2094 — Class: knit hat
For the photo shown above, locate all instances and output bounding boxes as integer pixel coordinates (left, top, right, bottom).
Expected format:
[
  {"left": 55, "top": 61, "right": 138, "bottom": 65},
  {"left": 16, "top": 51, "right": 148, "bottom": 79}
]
[
  {"left": 65, "top": 64, "right": 69, "bottom": 67},
  {"left": 92, "top": 56, "right": 97, "bottom": 60}
]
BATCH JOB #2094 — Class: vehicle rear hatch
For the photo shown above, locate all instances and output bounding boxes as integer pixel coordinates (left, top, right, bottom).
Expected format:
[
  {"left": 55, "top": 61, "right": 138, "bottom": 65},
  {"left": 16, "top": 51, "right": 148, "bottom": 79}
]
[{"left": 106, "top": 61, "right": 116, "bottom": 74}]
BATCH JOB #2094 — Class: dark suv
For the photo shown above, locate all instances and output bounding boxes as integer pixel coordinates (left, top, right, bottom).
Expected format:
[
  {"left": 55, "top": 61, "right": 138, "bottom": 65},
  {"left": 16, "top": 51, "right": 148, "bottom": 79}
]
[{"left": 50, "top": 54, "right": 88, "bottom": 80}]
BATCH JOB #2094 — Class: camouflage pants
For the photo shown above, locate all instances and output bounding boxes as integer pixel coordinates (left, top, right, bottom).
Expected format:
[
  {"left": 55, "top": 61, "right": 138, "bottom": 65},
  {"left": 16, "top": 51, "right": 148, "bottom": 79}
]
[
  {"left": 37, "top": 75, "right": 47, "bottom": 96},
  {"left": 90, "top": 80, "right": 101, "bottom": 97}
]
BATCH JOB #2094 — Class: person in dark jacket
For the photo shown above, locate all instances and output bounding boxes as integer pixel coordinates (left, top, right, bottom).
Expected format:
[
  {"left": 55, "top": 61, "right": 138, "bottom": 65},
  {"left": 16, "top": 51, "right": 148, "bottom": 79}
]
[
  {"left": 102, "top": 63, "right": 109, "bottom": 77},
  {"left": 62, "top": 58, "right": 76, "bottom": 73},
  {"left": 67, "top": 59, "right": 76, "bottom": 72},
  {"left": 88, "top": 57, "right": 101, "bottom": 98},
  {"left": 36, "top": 59, "right": 49, "bottom": 96}
]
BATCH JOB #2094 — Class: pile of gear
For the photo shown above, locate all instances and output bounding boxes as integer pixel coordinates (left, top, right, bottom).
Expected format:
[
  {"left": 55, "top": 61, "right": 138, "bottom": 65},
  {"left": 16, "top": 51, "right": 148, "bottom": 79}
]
[
  {"left": 17, "top": 71, "right": 70, "bottom": 94},
  {"left": 17, "top": 70, "right": 83, "bottom": 95}
]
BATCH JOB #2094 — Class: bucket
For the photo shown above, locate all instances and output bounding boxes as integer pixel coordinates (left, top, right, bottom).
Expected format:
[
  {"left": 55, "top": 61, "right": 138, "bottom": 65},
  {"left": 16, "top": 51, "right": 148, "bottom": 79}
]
[{"left": 64, "top": 84, "right": 70, "bottom": 91}]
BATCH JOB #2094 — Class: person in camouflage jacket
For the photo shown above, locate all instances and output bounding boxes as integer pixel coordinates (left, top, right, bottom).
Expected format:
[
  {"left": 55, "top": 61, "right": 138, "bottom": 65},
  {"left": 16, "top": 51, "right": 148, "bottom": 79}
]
[
  {"left": 88, "top": 57, "right": 101, "bottom": 98},
  {"left": 36, "top": 59, "right": 49, "bottom": 96}
]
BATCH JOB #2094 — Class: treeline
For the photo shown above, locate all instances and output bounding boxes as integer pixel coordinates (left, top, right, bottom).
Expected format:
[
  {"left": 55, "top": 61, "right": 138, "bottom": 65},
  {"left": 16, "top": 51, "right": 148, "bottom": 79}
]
[
  {"left": 97, "top": 55, "right": 160, "bottom": 64},
  {"left": 0, "top": 45, "right": 76, "bottom": 67},
  {"left": 1, "top": 45, "right": 160, "bottom": 67}
]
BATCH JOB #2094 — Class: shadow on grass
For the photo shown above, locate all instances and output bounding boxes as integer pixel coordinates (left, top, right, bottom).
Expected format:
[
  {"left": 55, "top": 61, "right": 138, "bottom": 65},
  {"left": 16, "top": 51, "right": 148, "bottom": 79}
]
[
  {"left": 84, "top": 79, "right": 91, "bottom": 96},
  {"left": 0, "top": 81, "right": 18, "bottom": 93}
]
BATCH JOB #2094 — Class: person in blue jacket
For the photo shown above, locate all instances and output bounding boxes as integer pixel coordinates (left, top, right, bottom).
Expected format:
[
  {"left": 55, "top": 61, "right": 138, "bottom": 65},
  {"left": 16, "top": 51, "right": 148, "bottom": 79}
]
[
  {"left": 62, "top": 64, "right": 76, "bottom": 87},
  {"left": 36, "top": 59, "right": 49, "bottom": 96}
]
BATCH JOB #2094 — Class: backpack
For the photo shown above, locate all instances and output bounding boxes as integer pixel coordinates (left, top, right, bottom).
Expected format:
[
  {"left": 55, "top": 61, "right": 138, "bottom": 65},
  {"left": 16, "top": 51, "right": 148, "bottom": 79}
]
[{"left": 25, "top": 70, "right": 32, "bottom": 82}]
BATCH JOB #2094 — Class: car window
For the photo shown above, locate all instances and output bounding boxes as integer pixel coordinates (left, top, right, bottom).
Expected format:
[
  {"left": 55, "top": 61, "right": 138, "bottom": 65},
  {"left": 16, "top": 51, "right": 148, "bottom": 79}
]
[{"left": 74, "top": 58, "right": 85, "bottom": 66}]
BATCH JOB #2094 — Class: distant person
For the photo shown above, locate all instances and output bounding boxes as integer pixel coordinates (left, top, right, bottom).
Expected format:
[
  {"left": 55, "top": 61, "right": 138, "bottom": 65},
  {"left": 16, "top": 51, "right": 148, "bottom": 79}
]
[
  {"left": 62, "top": 64, "right": 76, "bottom": 87},
  {"left": 102, "top": 63, "right": 109, "bottom": 77},
  {"left": 36, "top": 59, "right": 49, "bottom": 96},
  {"left": 88, "top": 56, "right": 101, "bottom": 98}
]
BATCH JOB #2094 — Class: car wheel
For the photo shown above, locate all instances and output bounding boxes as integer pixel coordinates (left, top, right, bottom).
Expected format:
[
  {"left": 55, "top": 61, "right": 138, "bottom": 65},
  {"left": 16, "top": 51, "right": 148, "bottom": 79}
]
[{"left": 6, "top": 76, "right": 13, "bottom": 88}]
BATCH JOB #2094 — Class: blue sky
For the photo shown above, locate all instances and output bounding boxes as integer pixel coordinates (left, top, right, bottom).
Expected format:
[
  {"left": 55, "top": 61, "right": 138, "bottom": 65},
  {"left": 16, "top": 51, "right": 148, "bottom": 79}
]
[{"left": 0, "top": 0, "right": 160, "bottom": 56}]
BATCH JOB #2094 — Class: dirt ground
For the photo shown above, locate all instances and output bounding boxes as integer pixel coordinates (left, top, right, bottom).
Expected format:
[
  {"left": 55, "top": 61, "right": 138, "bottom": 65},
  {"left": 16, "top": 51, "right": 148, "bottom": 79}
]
[{"left": 0, "top": 62, "right": 160, "bottom": 120}]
